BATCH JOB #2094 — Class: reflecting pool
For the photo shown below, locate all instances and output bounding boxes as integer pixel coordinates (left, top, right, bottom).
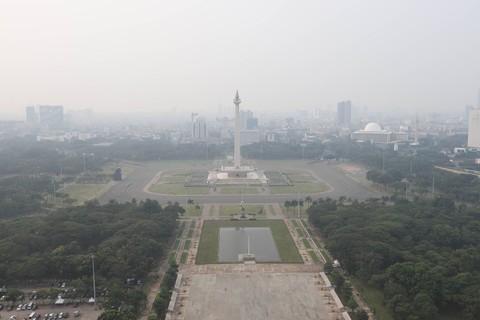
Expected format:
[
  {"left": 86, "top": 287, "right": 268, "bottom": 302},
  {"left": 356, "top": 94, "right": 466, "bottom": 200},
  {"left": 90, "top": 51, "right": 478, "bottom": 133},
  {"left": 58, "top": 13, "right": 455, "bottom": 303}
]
[{"left": 218, "top": 227, "right": 280, "bottom": 262}]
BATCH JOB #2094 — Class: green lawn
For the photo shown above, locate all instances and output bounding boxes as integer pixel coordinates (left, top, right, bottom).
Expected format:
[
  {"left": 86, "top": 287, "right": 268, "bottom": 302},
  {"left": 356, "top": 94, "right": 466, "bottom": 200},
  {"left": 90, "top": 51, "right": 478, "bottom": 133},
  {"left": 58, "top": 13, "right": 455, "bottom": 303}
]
[
  {"left": 196, "top": 220, "right": 302, "bottom": 264},
  {"left": 296, "top": 228, "right": 306, "bottom": 238},
  {"left": 219, "top": 204, "right": 264, "bottom": 216},
  {"left": 308, "top": 250, "right": 319, "bottom": 263},
  {"left": 173, "top": 240, "right": 180, "bottom": 250},
  {"left": 184, "top": 239, "right": 191, "bottom": 250},
  {"left": 185, "top": 207, "right": 202, "bottom": 216},
  {"left": 149, "top": 168, "right": 210, "bottom": 195},
  {"left": 168, "top": 252, "right": 176, "bottom": 263},
  {"left": 180, "top": 252, "right": 188, "bottom": 264},
  {"left": 350, "top": 278, "right": 394, "bottom": 320},
  {"left": 291, "top": 220, "right": 299, "bottom": 228},
  {"left": 302, "top": 238, "right": 311, "bottom": 249},
  {"left": 187, "top": 229, "right": 193, "bottom": 238},
  {"left": 63, "top": 183, "right": 111, "bottom": 204}
]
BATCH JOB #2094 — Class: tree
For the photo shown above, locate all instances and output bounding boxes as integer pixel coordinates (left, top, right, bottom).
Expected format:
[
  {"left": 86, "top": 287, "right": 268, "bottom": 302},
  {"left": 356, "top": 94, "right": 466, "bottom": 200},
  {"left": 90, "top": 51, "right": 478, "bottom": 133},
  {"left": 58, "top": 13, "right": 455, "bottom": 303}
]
[
  {"left": 356, "top": 309, "right": 369, "bottom": 320},
  {"left": 284, "top": 200, "right": 291, "bottom": 213}
]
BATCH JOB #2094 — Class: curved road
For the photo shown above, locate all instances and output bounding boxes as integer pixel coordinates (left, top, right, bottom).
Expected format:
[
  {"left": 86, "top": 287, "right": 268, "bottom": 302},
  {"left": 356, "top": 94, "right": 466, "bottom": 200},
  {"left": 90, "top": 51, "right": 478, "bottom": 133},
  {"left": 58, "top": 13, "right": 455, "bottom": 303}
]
[{"left": 98, "top": 160, "right": 381, "bottom": 205}]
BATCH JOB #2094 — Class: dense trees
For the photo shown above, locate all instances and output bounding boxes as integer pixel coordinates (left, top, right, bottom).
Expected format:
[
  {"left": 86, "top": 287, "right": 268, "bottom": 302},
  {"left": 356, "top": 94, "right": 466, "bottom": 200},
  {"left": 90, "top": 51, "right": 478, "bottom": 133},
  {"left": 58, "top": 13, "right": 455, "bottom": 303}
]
[
  {"left": 0, "top": 175, "right": 51, "bottom": 218},
  {"left": 308, "top": 197, "right": 480, "bottom": 319},
  {"left": 0, "top": 199, "right": 181, "bottom": 317}
]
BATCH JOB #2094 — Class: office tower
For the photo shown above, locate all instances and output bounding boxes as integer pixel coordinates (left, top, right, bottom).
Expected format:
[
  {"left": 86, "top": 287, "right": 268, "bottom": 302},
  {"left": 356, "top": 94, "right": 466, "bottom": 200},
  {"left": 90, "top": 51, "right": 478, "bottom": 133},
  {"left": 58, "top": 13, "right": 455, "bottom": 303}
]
[
  {"left": 192, "top": 115, "right": 207, "bottom": 138},
  {"left": 26, "top": 106, "right": 37, "bottom": 123},
  {"left": 337, "top": 100, "right": 352, "bottom": 126},
  {"left": 38, "top": 105, "right": 64, "bottom": 129},
  {"left": 468, "top": 109, "right": 480, "bottom": 148}
]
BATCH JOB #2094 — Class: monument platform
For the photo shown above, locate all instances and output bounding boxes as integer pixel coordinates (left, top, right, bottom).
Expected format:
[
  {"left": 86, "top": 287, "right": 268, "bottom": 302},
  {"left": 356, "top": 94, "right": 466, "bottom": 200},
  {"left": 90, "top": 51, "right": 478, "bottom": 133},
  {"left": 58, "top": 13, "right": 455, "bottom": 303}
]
[{"left": 207, "top": 165, "right": 268, "bottom": 185}]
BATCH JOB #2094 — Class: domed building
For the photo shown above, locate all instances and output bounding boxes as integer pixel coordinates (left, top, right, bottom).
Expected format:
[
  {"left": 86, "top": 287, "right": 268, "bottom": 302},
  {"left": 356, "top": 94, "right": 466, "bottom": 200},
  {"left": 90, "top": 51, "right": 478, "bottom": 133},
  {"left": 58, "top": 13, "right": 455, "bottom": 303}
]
[{"left": 351, "top": 122, "right": 392, "bottom": 144}]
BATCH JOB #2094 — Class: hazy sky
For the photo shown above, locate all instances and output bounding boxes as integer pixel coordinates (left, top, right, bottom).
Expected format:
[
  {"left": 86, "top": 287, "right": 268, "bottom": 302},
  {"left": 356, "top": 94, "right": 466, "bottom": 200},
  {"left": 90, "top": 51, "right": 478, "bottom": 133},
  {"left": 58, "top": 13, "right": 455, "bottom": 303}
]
[{"left": 1, "top": 0, "right": 480, "bottom": 119}]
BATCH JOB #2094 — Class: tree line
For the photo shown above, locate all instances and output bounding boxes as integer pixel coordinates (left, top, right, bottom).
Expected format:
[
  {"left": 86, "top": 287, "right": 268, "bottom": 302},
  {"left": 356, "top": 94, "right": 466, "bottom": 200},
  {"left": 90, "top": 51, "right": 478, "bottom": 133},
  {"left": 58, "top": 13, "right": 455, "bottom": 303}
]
[{"left": 308, "top": 197, "right": 480, "bottom": 320}]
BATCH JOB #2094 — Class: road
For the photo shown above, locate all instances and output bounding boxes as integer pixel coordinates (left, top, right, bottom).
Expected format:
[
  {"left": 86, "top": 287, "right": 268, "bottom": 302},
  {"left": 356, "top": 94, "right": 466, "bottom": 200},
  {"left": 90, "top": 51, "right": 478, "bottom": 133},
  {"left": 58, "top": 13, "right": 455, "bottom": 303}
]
[{"left": 98, "top": 160, "right": 380, "bottom": 204}]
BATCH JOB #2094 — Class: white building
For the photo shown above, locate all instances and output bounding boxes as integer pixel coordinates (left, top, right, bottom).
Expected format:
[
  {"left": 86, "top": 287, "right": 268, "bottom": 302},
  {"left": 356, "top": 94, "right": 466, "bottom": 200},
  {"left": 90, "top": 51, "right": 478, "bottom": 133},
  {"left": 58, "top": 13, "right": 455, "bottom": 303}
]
[
  {"left": 351, "top": 122, "right": 391, "bottom": 144},
  {"left": 468, "top": 109, "right": 480, "bottom": 148},
  {"left": 192, "top": 115, "right": 207, "bottom": 139}
]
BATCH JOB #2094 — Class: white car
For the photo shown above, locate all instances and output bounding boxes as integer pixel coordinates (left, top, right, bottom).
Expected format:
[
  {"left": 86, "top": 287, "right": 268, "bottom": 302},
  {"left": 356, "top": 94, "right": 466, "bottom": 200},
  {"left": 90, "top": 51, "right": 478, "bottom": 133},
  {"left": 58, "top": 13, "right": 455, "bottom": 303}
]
[{"left": 16, "top": 304, "right": 22, "bottom": 311}]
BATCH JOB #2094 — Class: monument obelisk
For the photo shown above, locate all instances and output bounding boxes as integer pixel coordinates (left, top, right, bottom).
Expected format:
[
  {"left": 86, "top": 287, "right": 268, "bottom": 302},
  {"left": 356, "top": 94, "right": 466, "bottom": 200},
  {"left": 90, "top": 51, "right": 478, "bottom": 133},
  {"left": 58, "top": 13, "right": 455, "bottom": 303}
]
[{"left": 233, "top": 90, "right": 242, "bottom": 168}]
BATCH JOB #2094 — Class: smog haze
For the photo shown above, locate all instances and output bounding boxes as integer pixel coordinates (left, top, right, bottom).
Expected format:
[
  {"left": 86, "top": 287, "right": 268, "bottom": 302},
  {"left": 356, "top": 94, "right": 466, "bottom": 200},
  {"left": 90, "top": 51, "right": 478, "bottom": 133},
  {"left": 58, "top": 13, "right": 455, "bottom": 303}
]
[{"left": 1, "top": 0, "right": 479, "bottom": 119}]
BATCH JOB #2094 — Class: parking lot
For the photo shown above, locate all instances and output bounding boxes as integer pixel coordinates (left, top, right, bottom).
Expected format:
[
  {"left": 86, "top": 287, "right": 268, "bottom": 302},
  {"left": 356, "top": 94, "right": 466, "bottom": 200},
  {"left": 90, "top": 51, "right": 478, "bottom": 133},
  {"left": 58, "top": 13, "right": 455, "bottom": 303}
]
[{"left": 0, "top": 303, "right": 102, "bottom": 320}]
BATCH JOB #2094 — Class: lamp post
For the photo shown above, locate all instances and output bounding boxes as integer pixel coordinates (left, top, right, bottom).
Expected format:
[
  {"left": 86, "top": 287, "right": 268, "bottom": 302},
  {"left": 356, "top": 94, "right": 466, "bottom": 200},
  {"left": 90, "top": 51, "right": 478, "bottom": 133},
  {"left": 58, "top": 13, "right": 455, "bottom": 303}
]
[
  {"left": 83, "top": 153, "right": 94, "bottom": 175},
  {"left": 83, "top": 153, "right": 86, "bottom": 175},
  {"left": 91, "top": 255, "right": 97, "bottom": 310}
]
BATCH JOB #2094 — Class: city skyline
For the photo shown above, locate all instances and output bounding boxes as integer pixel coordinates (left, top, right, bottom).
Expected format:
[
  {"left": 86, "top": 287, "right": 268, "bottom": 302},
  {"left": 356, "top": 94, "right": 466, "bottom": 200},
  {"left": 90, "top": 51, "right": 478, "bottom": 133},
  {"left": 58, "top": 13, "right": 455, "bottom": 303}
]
[{"left": 1, "top": 0, "right": 480, "bottom": 120}]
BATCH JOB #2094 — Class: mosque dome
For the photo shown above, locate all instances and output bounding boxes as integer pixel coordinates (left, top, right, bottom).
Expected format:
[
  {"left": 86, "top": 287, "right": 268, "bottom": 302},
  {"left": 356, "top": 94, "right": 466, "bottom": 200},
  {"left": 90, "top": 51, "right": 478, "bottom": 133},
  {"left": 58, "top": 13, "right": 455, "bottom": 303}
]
[{"left": 364, "top": 122, "right": 382, "bottom": 132}]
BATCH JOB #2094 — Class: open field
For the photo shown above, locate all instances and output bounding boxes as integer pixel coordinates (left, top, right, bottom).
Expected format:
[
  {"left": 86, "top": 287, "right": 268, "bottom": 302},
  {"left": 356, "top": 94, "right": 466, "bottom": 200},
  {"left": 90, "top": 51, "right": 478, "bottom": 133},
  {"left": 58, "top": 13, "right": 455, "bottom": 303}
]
[
  {"left": 270, "top": 168, "right": 329, "bottom": 194},
  {"left": 149, "top": 168, "right": 209, "bottom": 195},
  {"left": 62, "top": 183, "right": 111, "bottom": 204},
  {"left": 196, "top": 220, "right": 302, "bottom": 264}
]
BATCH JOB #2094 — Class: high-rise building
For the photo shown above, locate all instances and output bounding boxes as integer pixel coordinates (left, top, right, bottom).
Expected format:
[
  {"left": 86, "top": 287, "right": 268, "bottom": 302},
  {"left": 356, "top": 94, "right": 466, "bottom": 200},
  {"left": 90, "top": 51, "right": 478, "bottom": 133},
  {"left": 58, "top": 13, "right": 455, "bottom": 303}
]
[
  {"left": 337, "top": 100, "right": 352, "bottom": 126},
  {"left": 246, "top": 117, "right": 258, "bottom": 130},
  {"left": 240, "top": 109, "right": 253, "bottom": 129},
  {"left": 26, "top": 106, "right": 37, "bottom": 123},
  {"left": 465, "top": 105, "right": 474, "bottom": 124},
  {"left": 467, "top": 109, "right": 480, "bottom": 148},
  {"left": 38, "top": 105, "right": 64, "bottom": 129},
  {"left": 192, "top": 115, "right": 207, "bottom": 139}
]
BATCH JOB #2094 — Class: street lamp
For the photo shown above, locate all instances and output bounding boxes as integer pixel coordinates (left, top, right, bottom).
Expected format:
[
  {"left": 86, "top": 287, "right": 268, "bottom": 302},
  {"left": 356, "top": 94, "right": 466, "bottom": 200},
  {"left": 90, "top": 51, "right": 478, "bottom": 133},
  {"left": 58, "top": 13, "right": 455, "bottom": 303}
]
[{"left": 91, "top": 255, "right": 97, "bottom": 310}]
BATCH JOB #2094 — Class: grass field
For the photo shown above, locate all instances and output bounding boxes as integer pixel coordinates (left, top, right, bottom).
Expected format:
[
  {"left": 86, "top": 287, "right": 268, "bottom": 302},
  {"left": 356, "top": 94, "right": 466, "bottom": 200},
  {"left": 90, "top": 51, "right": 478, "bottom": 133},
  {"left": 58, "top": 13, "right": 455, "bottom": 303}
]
[
  {"left": 180, "top": 252, "right": 188, "bottom": 264},
  {"left": 196, "top": 220, "right": 302, "bottom": 264},
  {"left": 184, "top": 239, "right": 192, "bottom": 250},
  {"left": 149, "top": 183, "right": 208, "bottom": 195},
  {"left": 219, "top": 204, "right": 265, "bottom": 216},
  {"left": 308, "top": 250, "right": 319, "bottom": 263},
  {"left": 168, "top": 252, "right": 176, "bottom": 263},
  {"left": 149, "top": 168, "right": 209, "bottom": 195},
  {"left": 302, "top": 238, "right": 311, "bottom": 249},
  {"left": 269, "top": 169, "right": 329, "bottom": 195},
  {"left": 63, "top": 183, "right": 111, "bottom": 204}
]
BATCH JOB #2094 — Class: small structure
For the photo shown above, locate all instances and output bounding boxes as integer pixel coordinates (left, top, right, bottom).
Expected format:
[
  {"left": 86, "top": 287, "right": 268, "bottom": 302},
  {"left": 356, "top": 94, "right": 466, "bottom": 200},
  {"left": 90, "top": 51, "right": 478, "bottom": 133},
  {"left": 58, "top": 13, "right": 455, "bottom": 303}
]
[
  {"left": 333, "top": 259, "right": 341, "bottom": 268},
  {"left": 238, "top": 234, "right": 256, "bottom": 264}
]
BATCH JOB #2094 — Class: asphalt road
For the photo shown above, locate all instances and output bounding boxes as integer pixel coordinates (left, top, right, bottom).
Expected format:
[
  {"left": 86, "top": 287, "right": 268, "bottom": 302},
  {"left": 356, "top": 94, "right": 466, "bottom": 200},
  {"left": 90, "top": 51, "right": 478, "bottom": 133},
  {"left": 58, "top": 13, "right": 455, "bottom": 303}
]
[{"left": 98, "top": 160, "right": 381, "bottom": 205}]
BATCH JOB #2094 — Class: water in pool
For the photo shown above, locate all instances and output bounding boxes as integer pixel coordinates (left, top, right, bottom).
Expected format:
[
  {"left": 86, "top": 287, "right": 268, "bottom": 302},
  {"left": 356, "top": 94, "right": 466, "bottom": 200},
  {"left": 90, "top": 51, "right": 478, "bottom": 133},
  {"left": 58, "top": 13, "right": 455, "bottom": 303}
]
[{"left": 218, "top": 227, "right": 281, "bottom": 262}]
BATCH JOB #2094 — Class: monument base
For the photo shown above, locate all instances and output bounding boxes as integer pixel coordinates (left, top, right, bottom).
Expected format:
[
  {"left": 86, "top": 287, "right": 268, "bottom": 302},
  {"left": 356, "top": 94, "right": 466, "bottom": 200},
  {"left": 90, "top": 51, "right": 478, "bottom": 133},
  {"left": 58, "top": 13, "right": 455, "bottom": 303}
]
[
  {"left": 238, "top": 253, "right": 256, "bottom": 264},
  {"left": 207, "top": 165, "right": 268, "bottom": 185}
]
